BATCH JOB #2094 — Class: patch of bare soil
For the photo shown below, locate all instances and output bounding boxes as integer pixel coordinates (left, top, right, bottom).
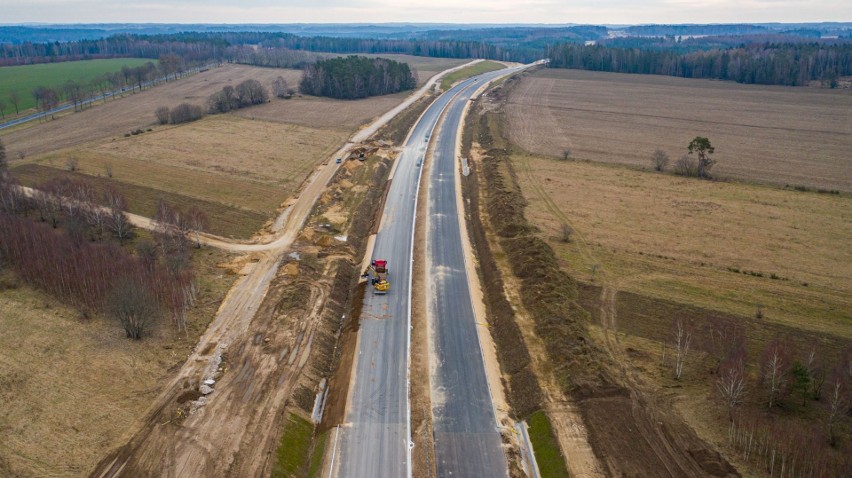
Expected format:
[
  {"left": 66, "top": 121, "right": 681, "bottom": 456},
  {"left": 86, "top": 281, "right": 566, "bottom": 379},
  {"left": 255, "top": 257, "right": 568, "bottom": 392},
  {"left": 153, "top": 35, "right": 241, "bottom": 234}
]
[
  {"left": 91, "top": 253, "right": 333, "bottom": 477},
  {"left": 410, "top": 137, "right": 436, "bottom": 478}
]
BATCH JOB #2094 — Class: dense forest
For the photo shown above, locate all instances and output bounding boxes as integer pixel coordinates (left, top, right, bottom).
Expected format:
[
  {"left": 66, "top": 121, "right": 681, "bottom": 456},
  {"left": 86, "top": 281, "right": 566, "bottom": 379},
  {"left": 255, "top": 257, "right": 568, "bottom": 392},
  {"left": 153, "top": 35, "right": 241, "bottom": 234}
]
[
  {"left": 300, "top": 56, "right": 416, "bottom": 99},
  {"left": 547, "top": 42, "right": 852, "bottom": 86},
  {"left": 0, "top": 31, "right": 536, "bottom": 66}
]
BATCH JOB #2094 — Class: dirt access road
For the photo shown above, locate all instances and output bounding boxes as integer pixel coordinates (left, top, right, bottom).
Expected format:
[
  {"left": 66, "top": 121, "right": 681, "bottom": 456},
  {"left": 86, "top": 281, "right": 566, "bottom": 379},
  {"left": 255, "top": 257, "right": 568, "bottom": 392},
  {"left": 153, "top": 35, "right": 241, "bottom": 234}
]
[{"left": 90, "top": 61, "right": 479, "bottom": 478}]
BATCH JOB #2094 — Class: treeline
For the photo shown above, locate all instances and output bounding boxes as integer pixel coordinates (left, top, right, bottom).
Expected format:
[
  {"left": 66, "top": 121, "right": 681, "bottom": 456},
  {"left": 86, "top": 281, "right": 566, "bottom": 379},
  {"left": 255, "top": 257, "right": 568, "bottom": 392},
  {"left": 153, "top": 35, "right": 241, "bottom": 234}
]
[
  {"left": 0, "top": 172, "right": 202, "bottom": 337},
  {"left": 0, "top": 34, "right": 227, "bottom": 66},
  {"left": 9, "top": 56, "right": 191, "bottom": 120},
  {"left": 547, "top": 42, "right": 852, "bottom": 86},
  {"left": 300, "top": 56, "right": 416, "bottom": 100},
  {"left": 266, "top": 35, "right": 529, "bottom": 62},
  {"left": 0, "top": 31, "right": 540, "bottom": 67}
]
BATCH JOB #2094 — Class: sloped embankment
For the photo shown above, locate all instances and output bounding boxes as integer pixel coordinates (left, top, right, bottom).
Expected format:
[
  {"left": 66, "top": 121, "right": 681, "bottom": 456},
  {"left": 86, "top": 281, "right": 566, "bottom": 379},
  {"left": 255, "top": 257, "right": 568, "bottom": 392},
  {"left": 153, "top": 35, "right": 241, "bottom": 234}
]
[{"left": 463, "top": 83, "right": 738, "bottom": 477}]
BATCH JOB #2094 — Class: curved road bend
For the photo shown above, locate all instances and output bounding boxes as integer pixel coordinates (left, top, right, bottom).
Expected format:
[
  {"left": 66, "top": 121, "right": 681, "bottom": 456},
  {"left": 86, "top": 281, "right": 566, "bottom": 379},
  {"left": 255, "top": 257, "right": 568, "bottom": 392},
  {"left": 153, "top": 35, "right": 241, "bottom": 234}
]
[{"left": 336, "top": 65, "right": 529, "bottom": 478}]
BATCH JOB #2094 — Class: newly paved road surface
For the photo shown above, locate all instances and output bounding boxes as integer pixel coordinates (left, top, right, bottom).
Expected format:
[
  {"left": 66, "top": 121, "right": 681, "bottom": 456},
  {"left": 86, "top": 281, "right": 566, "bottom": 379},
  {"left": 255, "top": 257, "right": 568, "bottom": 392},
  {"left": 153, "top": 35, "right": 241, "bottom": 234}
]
[
  {"left": 427, "top": 66, "right": 526, "bottom": 478},
  {"left": 336, "top": 79, "right": 470, "bottom": 478},
  {"left": 336, "top": 65, "right": 529, "bottom": 477}
]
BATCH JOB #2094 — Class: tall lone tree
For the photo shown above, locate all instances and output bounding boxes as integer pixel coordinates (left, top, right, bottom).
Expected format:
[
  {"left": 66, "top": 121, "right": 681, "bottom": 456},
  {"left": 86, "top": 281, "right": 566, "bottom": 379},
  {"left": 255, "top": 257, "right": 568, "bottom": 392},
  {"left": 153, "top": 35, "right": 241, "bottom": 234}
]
[{"left": 688, "top": 136, "right": 715, "bottom": 178}]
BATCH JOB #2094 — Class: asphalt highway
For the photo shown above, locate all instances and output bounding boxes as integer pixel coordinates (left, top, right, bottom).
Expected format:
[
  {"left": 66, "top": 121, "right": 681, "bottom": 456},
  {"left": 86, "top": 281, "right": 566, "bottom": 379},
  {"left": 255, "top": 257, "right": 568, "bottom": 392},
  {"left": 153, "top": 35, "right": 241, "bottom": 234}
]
[
  {"left": 427, "top": 66, "right": 527, "bottom": 478},
  {"left": 336, "top": 64, "right": 529, "bottom": 478}
]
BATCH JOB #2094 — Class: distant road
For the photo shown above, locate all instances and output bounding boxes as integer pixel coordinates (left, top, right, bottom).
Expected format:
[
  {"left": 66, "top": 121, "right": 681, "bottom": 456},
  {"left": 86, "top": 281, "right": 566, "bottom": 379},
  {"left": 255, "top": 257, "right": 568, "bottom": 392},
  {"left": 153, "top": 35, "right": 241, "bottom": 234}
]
[
  {"left": 335, "top": 63, "right": 533, "bottom": 477},
  {"left": 0, "top": 64, "right": 215, "bottom": 131}
]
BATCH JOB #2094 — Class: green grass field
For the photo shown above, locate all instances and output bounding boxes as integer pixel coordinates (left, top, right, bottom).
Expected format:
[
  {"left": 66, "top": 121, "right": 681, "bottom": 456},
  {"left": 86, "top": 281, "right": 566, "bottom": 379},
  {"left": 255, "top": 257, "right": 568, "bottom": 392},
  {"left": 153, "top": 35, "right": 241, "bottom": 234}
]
[
  {"left": 441, "top": 60, "right": 505, "bottom": 90},
  {"left": 0, "top": 58, "right": 151, "bottom": 115}
]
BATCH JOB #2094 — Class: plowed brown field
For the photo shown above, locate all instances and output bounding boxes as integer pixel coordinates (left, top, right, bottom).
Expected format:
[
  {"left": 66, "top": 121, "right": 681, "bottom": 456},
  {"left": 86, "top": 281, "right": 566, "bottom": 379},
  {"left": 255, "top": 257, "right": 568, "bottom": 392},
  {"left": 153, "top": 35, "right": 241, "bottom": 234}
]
[{"left": 506, "top": 69, "right": 852, "bottom": 191}]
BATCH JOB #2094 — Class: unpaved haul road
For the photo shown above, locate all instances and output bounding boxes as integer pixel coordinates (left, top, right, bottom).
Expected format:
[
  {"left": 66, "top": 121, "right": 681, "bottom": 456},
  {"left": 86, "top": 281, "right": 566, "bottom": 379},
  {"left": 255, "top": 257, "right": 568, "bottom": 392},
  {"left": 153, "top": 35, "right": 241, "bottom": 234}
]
[
  {"left": 334, "top": 64, "right": 532, "bottom": 478},
  {"left": 89, "top": 61, "right": 479, "bottom": 478}
]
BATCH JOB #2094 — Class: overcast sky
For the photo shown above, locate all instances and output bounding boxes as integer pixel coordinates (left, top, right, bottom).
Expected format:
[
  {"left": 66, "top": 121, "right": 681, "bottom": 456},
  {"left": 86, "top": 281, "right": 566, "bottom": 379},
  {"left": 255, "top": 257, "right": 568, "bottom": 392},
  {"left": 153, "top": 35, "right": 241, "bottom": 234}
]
[{"left": 1, "top": 0, "right": 849, "bottom": 24}]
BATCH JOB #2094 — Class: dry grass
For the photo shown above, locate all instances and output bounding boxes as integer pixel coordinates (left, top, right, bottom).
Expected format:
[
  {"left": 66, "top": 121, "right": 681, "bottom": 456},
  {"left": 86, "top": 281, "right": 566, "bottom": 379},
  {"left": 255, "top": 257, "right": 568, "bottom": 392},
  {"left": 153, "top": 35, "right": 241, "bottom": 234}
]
[
  {"left": 0, "top": 247, "right": 235, "bottom": 477},
  {"left": 514, "top": 153, "right": 852, "bottom": 338},
  {"left": 1, "top": 65, "right": 303, "bottom": 160},
  {"left": 10, "top": 114, "right": 348, "bottom": 236},
  {"left": 11, "top": 164, "right": 268, "bottom": 239},
  {"left": 2, "top": 58, "right": 465, "bottom": 161},
  {"left": 507, "top": 69, "right": 852, "bottom": 192},
  {"left": 20, "top": 150, "right": 282, "bottom": 215},
  {"left": 73, "top": 115, "right": 344, "bottom": 186},
  {"left": 233, "top": 93, "right": 408, "bottom": 130}
]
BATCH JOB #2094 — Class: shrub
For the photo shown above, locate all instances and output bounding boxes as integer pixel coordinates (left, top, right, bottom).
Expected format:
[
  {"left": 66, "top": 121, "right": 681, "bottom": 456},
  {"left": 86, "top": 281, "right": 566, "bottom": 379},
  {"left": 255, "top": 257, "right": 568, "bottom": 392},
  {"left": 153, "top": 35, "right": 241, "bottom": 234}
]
[
  {"left": 155, "top": 106, "right": 170, "bottom": 125},
  {"left": 169, "top": 103, "right": 203, "bottom": 124},
  {"left": 651, "top": 149, "right": 669, "bottom": 171},
  {"left": 674, "top": 155, "right": 698, "bottom": 177}
]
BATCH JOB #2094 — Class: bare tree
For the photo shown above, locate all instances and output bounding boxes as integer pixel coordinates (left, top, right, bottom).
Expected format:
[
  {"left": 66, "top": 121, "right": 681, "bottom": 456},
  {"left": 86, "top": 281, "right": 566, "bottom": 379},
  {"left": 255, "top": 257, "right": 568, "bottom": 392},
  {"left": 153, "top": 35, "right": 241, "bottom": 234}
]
[
  {"left": 651, "top": 149, "right": 669, "bottom": 171},
  {"left": 717, "top": 353, "right": 747, "bottom": 420},
  {"left": 0, "top": 100, "right": 6, "bottom": 120},
  {"left": 66, "top": 157, "right": 79, "bottom": 172},
  {"left": 760, "top": 338, "right": 793, "bottom": 409},
  {"left": 104, "top": 162, "right": 113, "bottom": 178},
  {"left": 106, "top": 278, "right": 160, "bottom": 339},
  {"left": 103, "top": 188, "right": 132, "bottom": 243},
  {"left": 0, "top": 176, "right": 27, "bottom": 214},
  {"left": 186, "top": 207, "right": 208, "bottom": 248},
  {"left": 63, "top": 80, "right": 83, "bottom": 111},
  {"left": 561, "top": 149, "right": 572, "bottom": 161},
  {"left": 8, "top": 92, "right": 20, "bottom": 115},
  {"left": 272, "top": 76, "right": 290, "bottom": 98},
  {"left": 235, "top": 79, "right": 268, "bottom": 106},
  {"left": 671, "top": 317, "right": 693, "bottom": 380},
  {"left": 155, "top": 106, "right": 170, "bottom": 125},
  {"left": 0, "top": 139, "right": 6, "bottom": 172},
  {"left": 168, "top": 103, "right": 203, "bottom": 124},
  {"left": 826, "top": 370, "right": 846, "bottom": 446},
  {"left": 674, "top": 155, "right": 698, "bottom": 177},
  {"left": 804, "top": 349, "right": 827, "bottom": 400}
]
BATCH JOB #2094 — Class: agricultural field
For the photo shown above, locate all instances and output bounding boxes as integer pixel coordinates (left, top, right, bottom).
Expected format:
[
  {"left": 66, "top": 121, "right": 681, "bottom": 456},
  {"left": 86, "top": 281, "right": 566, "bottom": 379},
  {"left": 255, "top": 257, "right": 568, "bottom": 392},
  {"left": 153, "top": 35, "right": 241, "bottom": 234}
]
[
  {"left": 512, "top": 151, "right": 852, "bottom": 475},
  {"left": 1, "top": 64, "right": 304, "bottom": 159},
  {"left": 506, "top": 69, "right": 852, "bottom": 192},
  {"left": 10, "top": 114, "right": 346, "bottom": 238},
  {"left": 515, "top": 154, "right": 852, "bottom": 337},
  {"left": 0, "top": 58, "right": 152, "bottom": 114},
  {"left": 0, "top": 248, "right": 235, "bottom": 477},
  {"left": 440, "top": 60, "right": 505, "bottom": 90}
]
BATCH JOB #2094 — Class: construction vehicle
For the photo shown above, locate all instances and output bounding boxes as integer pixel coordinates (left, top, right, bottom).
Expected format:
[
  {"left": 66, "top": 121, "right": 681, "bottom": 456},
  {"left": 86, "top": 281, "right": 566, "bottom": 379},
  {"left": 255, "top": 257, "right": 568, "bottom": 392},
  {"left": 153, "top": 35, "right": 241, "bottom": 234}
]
[{"left": 370, "top": 259, "right": 390, "bottom": 294}]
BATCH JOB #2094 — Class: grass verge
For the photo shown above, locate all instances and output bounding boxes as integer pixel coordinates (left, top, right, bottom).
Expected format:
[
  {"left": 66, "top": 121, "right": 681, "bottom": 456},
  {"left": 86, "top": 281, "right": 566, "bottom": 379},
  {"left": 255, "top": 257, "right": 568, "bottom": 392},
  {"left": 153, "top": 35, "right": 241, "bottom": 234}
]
[
  {"left": 527, "top": 411, "right": 571, "bottom": 478},
  {"left": 271, "top": 413, "right": 315, "bottom": 478},
  {"left": 441, "top": 61, "right": 506, "bottom": 90}
]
